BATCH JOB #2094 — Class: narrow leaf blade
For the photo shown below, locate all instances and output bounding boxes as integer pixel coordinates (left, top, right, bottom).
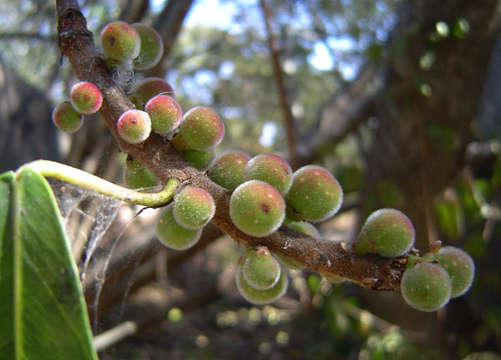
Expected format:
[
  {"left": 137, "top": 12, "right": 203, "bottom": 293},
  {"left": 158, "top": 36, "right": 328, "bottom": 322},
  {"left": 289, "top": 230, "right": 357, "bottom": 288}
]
[
  {"left": 0, "top": 171, "right": 15, "bottom": 357},
  {"left": 0, "top": 169, "right": 97, "bottom": 359}
]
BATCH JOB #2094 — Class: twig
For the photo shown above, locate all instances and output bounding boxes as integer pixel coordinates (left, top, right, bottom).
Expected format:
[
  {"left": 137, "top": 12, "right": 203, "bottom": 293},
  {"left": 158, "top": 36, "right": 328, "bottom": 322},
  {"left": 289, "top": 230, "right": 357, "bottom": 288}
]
[
  {"left": 259, "top": 0, "right": 299, "bottom": 169},
  {"left": 148, "top": 0, "right": 195, "bottom": 76},
  {"left": 299, "top": 65, "right": 378, "bottom": 165},
  {"left": 94, "top": 282, "right": 222, "bottom": 352},
  {"left": 93, "top": 321, "right": 137, "bottom": 352},
  {"left": 415, "top": 112, "right": 440, "bottom": 252},
  {"left": 55, "top": 0, "right": 406, "bottom": 291}
]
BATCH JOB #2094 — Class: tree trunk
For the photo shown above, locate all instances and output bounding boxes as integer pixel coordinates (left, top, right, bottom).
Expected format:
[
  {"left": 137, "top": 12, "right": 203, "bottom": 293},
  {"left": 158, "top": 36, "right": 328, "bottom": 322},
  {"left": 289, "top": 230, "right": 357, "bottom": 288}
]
[{"left": 359, "top": 0, "right": 500, "bottom": 352}]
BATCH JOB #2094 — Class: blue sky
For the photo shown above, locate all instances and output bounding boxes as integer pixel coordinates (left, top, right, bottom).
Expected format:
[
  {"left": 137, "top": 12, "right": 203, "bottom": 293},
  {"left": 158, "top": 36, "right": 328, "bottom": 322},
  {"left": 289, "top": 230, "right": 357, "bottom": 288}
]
[{"left": 151, "top": 0, "right": 358, "bottom": 75}]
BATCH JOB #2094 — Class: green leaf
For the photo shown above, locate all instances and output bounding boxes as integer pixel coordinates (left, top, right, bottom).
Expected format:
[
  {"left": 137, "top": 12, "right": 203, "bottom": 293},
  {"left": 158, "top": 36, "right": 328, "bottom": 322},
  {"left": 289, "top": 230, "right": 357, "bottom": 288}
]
[{"left": 0, "top": 169, "right": 97, "bottom": 359}]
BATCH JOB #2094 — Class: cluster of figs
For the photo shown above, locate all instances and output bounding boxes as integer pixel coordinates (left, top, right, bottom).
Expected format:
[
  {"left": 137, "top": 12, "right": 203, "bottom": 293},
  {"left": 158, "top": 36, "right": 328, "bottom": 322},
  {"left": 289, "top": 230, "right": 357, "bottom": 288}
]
[{"left": 51, "top": 21, "right": 475, "bottom": 311}]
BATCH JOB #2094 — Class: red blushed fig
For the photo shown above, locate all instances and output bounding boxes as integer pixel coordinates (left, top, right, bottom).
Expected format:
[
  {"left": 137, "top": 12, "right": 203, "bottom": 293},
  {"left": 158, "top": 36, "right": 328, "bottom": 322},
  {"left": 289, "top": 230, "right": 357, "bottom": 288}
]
[
  {"left": 145, "top": 94, "right": 182, "bottom": 135},
  {"left": 70, "top": 81, "right": 103, "bottom": 115},
  {"left": 130, "top": 77, "right": 174, "bottom": 109},
  {"left": 101, "top": 21, "right": 140, "bottom": 62},
  {"left": 117, "top": 109, "right": 151, "bottom": 144}
]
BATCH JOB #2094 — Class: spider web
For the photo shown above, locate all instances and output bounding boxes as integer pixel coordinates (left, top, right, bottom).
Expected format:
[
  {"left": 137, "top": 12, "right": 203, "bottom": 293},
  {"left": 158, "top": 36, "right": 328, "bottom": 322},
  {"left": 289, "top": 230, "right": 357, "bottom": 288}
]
[{"left": 48, "top": 178, "right": 157, "bottom": 333}]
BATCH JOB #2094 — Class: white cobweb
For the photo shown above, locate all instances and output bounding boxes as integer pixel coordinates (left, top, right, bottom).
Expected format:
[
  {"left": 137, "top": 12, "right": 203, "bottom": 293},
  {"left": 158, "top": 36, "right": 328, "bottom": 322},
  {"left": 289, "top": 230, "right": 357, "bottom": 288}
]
[{"left": 48, "top": 178, "right": 159, "bottom": 333}]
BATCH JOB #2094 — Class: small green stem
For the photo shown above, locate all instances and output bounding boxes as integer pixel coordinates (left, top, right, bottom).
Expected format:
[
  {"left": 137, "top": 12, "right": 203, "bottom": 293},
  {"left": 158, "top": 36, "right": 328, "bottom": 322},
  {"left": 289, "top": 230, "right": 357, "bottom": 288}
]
[{"left": 18, "top": 160, "right": 179, "bottom": 207}]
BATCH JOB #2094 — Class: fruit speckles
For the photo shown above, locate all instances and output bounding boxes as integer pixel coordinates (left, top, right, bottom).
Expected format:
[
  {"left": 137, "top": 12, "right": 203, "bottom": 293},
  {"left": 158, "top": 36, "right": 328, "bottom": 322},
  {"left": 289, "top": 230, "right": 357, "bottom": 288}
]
[
  {"left": 434, "top": 246, "right": 475, "bottom": 298},
  {"left": 230, "top": 180, "right": 285, "bottom": 237},
  {"left": 117, "top": 109, "right": 151, "bottom": 144},
  {"left": 130, "top": 77, "right": 174, "bottom": 109},
  {"left": 243, "top": 154, "right": 292, "bottom": 195},
  {"left": 401, "top": 262, "right": 452, "bottom": 312},
  {"left": 173, "top": 185, "right": 215, "bottom": 230},
  {"left": 70, "top": 81, "right": 103, "bottom": 114},
  {"left": 354, "top": 208, "right": 415, "bottom": 258},
  {"left": 100, "top": 21, "right": 140, "bottom": 62},
  {"left": 285, "top": 165, "right": 343, "bottom": 222},
  {"left": 52, "top": 101, "right": 83, "bottom": 133},
  {"left": 180, "top": 107, "right": 224, "bottom": 150},
  {"left": 145, "top": 94, "right": 182, "bottom": 135},
  {"left": 132, "top": 23, "right": 164, "bottom": 71},
  {"left": 208, "top": 151, "right": 250, "bottom": 190}
]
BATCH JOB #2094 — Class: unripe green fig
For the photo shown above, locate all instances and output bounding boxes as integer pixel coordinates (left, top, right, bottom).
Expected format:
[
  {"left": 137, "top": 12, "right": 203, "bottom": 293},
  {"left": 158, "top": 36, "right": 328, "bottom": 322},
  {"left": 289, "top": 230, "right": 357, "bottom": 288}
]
[
  {"left": 51, "top": 101, "right": 83, "bottom": 133},
  {"left": 401, "top": 262, "right": 452, "bottom": 312},
  {"left": 117, "top": 109, "right": 151, "bottom": 144},
  {"left": 70, "top": 81, "right": 103, "bottom": 114},
  {"left": 354, "top": 208, "right": 415, "bottom": 258},
  {"left": 285, "top": 165, "right": 343, "bottom": 222},
  {"left": 145, "top": 94, "right": 182, "bottom": 135},
  {"left": 183, "top": 148, "right": 215, "bottom": 170},
  {"left": 156, "top": 205, "right": 202, "bottom": 250},
  {"left": 241, "top": 247, "right": 281, "bottom": 290},
  {"left": 173, "top": 185, "right": 215, "bottom": 230},
  {"left": 235, "top": 262, "right": 288, "bottom": 305},
  {"left": 101, "top": 21, "right": 140, "bottom": 62},
  {"left": 124, "top": 157, "right": 157, "bottom": 189},
  {"left": 283, "top": 205, "right": 303, "bottom": 225},
  {"left": 243, "top": 154, "right": 292, "bottom": 195},
  {"left": 208, "top": 151, "right": 250, "bottom": 190},
  {"left": 287, "top": 221, "right": 321, "bottom": 239},
  {"left": 132, "top": 23, "right": 164, "bottom": 71},
  {"left": 434, "top": 246, "right": 475, "bottom": 298},
  {"left": 171, "top": 133, "right": 189, "bottom": 151},
  {"left": 130, "top": 77, "right": 174, "bottom": 109},
  {"left": 180, "top": 107, "right": 225, "bottom": 150},
  {"left": 230, "top": 180, "right": 285, "bottom": 237}
]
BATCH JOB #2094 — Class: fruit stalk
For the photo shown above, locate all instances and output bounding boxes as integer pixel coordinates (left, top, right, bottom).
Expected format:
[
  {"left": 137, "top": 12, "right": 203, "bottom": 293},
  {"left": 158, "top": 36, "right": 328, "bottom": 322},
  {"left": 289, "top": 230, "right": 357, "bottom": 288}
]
[{"left": 18, "top": 160, "right": 179, "bottom": 207}]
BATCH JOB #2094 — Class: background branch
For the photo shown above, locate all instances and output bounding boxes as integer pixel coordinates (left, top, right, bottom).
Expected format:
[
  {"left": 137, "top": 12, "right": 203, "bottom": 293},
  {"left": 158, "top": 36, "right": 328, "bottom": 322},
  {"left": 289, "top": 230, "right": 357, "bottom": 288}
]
[
  {"left": 0, "top": 32, "right": 56, "bottom": 42},
  {"left": 259, "top": 0, "right": 299, "bottom": 168}
]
